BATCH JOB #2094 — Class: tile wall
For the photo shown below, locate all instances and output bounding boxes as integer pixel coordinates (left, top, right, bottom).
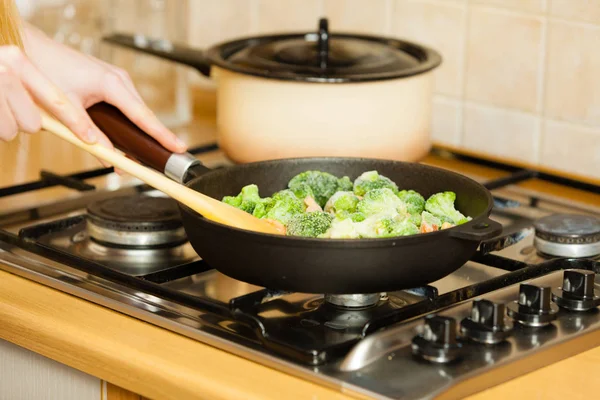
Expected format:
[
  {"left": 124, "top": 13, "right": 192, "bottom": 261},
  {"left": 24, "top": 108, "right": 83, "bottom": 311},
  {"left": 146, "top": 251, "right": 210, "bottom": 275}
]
[{"left": 185, "top": 0, "right": 600, "bottom": 180}]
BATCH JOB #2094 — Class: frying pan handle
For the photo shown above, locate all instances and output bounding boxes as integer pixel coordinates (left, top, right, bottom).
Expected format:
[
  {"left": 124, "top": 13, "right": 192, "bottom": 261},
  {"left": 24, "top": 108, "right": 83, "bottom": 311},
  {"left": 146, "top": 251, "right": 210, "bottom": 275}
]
[
  {"left": 103, "top": 33, "right": 211, "bottom": 77},
  {"left": 448, "top": 217, "right": 503, "bottom": 241},
  {"left": 87, "top": 102, "right": 207, "bottom": 183}
]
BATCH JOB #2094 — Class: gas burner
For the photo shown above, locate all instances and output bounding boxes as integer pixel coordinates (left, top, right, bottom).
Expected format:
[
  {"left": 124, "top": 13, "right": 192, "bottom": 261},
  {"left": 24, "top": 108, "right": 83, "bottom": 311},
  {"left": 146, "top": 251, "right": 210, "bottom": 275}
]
[
  {"left": 533, "top": 214, "right": 600, "bottom": 258},
  {"left": 324, "top": 293, "right": 383, "bottom": 308},
  {"left": 86, "top": 194, "right": 187, "bottom": 248}
]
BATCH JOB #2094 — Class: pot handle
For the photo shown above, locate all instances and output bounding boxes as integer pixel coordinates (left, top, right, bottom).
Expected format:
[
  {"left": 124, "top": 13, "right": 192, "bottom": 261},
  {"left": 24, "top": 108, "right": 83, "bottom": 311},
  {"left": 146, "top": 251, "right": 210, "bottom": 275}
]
[
  {"left": 103, "top": 33, "right": 211, "bottom": 77},
  {"left": 448, "top": 217, "right": 503, "bottom": 241},
  {"left": 87, "top": 102, "right": 208, "bottom": 183}
]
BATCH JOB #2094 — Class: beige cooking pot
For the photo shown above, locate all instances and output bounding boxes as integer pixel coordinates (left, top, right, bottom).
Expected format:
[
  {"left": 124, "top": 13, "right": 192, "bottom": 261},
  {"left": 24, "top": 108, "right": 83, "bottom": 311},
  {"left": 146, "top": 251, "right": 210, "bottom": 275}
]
[{"left": 104, "top": 19, "right": 442, "bottom": 163}]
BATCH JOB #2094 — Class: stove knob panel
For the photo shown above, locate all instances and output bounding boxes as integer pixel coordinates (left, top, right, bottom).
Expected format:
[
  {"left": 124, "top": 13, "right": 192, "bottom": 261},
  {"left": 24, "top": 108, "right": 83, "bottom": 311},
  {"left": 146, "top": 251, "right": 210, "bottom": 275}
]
[
  {"left": 460, "top": 299, "right": 513, "bottom": 344},
  {"left": 552, "top": 269, "right": 600, "bottom": 311},
  {"left": 507, "top": 283, "right": 558, "bottom": 327},
  {"left": 412, "top": 315, "right": 462, "bottom": 363}
]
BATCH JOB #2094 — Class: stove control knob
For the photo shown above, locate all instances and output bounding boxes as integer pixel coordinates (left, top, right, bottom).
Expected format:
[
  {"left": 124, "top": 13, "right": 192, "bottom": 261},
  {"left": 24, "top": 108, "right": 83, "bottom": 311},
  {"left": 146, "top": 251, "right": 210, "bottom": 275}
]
[
  {"left": 552, "top": 269, "right": 600, "bottom": 311},
  {"left": 507, "top": 283, "right": 558, "bottom": 327},
  {"left": 460, "top": 299, "right": 513, "bottom": 344},
  {"left": 412, "top": 315, "right": 462, "bottom": 363}
]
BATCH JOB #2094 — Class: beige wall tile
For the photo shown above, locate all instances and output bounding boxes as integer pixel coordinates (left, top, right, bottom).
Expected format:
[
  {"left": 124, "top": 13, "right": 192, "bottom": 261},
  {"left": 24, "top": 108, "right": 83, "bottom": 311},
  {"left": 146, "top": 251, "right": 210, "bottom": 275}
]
[
  {"left": 471, "top": 0, "right": 546, "bottom": 13},
  {"left": 549, "top": 0, "right": 600, "bottom": 24},
  {"left": 392, "top": 0, "right": 467, "bottom": 97},
  {"left": 187, "top": 0, "right": 253, "bottom": 47},
  {"left": 256, "top": 0, "right": 323, "bottom": 34},
  {"left": 541, "top": 121, "right": 600, "bottom": 179},
  {"left": 465, "top": 7, "right": 544, "bottom": 112},
  {"left": 544, "top": 21, "right": 600, "bottom": 125},
  {"left": 431, "top": 96, "right": 462, "bottom": 146},
  {"left": 462, "top": 103, "right": 539, "bottom": 162},
  {"left": 323, "top": 0, "right": 391, "bottom": 34}
]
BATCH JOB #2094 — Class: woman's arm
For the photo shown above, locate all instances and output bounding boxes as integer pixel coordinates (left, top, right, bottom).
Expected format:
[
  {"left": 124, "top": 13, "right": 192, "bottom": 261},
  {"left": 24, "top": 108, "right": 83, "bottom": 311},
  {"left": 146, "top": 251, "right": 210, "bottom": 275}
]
[{"left": 19, "top": 21, "right": 186, "bottom": 153}]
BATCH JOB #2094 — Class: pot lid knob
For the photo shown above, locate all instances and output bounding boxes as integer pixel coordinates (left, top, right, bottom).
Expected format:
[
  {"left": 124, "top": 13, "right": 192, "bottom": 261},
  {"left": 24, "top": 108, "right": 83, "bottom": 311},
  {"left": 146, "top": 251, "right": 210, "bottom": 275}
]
[{"left": 318, "top": 18, "right": 329, "bottom": 69}]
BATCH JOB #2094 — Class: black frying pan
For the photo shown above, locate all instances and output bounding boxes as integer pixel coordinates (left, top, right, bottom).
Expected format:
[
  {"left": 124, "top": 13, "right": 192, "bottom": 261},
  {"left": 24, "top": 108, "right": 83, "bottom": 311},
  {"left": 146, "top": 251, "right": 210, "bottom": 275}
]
[{"left": 88, "top": 103, "right": 502, "bottom": 294}]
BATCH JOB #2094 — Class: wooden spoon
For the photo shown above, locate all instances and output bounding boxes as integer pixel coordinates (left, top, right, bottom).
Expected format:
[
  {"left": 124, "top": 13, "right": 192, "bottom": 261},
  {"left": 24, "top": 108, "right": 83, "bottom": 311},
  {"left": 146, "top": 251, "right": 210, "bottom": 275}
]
[{"left": 39, "top": 112, "right": 283, "bottom": 235}]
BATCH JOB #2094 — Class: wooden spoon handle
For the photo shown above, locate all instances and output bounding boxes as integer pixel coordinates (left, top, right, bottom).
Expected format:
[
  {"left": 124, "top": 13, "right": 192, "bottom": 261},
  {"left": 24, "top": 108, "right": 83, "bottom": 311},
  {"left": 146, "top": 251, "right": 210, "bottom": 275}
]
[{"left": 40, "top": 112, "right": 281, "bottom": 235}]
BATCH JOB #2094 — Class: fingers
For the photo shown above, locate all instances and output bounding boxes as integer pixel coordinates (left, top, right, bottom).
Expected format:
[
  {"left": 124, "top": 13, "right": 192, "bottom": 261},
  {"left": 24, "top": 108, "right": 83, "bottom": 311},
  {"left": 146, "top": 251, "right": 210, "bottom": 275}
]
[
  {"left": 0, "top": 45, "right": 96, "bottom": 143},
  {"left": 66, "top": 92, "right": 113, "bottom": 168},
  {"left": 102, "top": 70, "right": 187, "bottom": 153},
  {"left": 0, "top": 65, "right": 41, "bottom": 140},
  {"left": 0, "top": 95, "right": 19, "bottom": 141}
]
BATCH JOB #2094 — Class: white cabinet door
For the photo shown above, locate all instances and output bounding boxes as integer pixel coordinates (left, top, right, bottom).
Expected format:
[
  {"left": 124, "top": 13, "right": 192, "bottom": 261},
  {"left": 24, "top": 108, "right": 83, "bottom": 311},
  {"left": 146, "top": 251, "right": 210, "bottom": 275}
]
[{"left": 0, "top": 339, "right": 100, "bottom": 400}]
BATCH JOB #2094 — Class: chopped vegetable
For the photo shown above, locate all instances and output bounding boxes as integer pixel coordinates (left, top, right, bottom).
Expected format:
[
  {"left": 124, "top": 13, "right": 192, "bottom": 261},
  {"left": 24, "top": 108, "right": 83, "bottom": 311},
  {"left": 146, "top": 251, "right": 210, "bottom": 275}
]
[
  {"left": 263, "top": 189, "right": 305, "bottom": 225},
  {"left": 222, "top": 169, "right": 473, "bottom": 239},
  {"left": 222, "top": 184, "right": 263, "bottom": 214},
  {"left": 425, "top": 191, "right": 468, "bottom": 225},
  {"left": 324, "top": 191, "right": 360, "bottom": 215},
  {"left": 397, "top": 189, "right": 425, "bottom": 215},
  {"left": 353, "top": 171, "right": 398, "bottom": 196},
  {"left": 288, "top": 171, "right": 351, "bottom": 208},
  {"left": 287, "top": 211, "right": 333, "bottom": 238},
  {"left": 356, "top": 188, "right": 407, "bottom": 217}
]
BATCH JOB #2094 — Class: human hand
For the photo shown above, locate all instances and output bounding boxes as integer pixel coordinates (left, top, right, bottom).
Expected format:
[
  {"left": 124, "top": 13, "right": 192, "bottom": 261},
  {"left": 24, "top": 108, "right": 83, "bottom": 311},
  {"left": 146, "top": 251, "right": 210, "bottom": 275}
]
[
  {"left": 0, "top": 44, "right": 89, "bottom": 142},
  {"left": 1, "top": 23, "right": 187, "bottom": 162}
]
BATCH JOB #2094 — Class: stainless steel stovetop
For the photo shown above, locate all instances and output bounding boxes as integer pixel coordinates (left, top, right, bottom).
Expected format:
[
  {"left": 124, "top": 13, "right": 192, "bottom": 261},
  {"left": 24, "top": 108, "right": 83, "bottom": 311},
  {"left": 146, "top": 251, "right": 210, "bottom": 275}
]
[{"left": 1, "top": 149, "right": 599, "bottom": 399}]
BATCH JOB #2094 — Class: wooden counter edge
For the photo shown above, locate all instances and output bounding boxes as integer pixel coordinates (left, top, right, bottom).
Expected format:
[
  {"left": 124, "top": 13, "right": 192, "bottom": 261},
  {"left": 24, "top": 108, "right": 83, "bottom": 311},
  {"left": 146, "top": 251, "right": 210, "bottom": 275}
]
[{"left": 0, "top": 270, "right": 361, "bottom": 400}]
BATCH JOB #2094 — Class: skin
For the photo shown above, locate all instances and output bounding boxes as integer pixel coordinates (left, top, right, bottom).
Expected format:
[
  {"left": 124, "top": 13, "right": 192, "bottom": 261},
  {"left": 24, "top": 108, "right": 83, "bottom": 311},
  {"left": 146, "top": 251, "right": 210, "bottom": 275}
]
[{"left": 0, "top": 22, "right": 186, "bottom": 164}]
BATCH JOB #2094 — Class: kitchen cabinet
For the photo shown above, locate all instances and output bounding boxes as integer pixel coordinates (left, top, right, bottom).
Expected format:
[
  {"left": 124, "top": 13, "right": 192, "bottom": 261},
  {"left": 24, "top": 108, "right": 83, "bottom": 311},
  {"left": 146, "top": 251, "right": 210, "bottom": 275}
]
[
  {"left": 0, "top": 339, "right": 100, "bottom": 400},
  {"left": 0, "top": 339, "right": 149, "bottom": 400}
]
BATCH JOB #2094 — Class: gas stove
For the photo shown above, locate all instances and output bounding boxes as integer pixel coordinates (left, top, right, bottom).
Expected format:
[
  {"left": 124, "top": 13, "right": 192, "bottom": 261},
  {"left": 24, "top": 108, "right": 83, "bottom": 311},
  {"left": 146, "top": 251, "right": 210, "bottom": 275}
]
[{"left": 1, "top": 148, "right": 599, "bottom": 399}]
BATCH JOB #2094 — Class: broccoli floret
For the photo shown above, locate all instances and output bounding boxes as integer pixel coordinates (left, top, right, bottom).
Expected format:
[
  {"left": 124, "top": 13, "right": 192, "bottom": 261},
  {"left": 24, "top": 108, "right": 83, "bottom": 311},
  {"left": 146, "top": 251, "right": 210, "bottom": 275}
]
[
  {"left": 287, "top": 211, "right": 333, "bottom": 238},
  {"left": 397, "top": 189, "right": 425, "bottom": 215},
  {"left": 264, "top": 189, "right": 305, "bottom": 225},
  {"left": 387, "top": 218, "right": 420, "bottom": 237},
  {"left": 288, "top": 171, "right": 346, "bottom": 208},
  {"left": 420, "top": 211, "right": 442, "bottom": 232},
  {"left": 290, "top": 182, "right": 315, "bottom": 200},
  {"left": 425, "top": 191, "right": 467, "bottom": 225},
  {"left": 353, "top": 171, "right": 398, "bottom": 196},
  {"left": 356, "top": 188, "right": 406, "bottom": 217},
  {"left": 222, "top": 184, "right": 263, "bottom": 214},
  {"left": 252, "top": 197, "right": 275, "bottom": 219},
  {"left": 354, "top": 212, "right": 417, "bottom": 238},
  {"left": 324, "top": 191, "right": 360, "bottom": 215},
  {"left": 337, "top": 176, "right": 354, "bottom": 192},
  {"left": 323, "top": 218, "right": 360, "bottom": 239}
]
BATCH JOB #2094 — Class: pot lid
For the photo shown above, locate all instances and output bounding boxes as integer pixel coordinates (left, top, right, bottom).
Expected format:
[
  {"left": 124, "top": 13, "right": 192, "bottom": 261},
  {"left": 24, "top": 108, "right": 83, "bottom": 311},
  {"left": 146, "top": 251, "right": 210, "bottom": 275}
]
[{"left": 206, "top": 18, "right": 442, "bottom": 83}]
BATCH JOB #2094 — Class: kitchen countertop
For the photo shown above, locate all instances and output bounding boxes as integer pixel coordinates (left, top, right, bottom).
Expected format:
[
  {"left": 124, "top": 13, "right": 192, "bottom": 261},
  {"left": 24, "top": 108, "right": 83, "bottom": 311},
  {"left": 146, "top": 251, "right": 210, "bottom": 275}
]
[{"left": 1, "top": 94, "right": 600, "bottom": 399}]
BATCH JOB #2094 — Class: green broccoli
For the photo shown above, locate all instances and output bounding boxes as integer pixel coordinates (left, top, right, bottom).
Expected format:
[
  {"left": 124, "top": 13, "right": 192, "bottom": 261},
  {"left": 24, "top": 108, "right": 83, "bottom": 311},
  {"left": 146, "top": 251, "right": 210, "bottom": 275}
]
[
  {"left": 353, "top": 171, "right": 398, "bottom": 196},
  {"left": 425, "top": 191, "right": 467, "bottom": 225},
  {"left": 287, "top": 211, "right": 333, "bottom": 238},
  {"left": 290, "top": 182, "right": 315, "bottom": 201},
  {"left": 387, "top": 218, "right": 420, "bottom": 237},
  {"left": 263, "top": 189, "right": 305, "bottom": 225},
  {"left": 222, "top": 184, "right": 263, "bottom": 214},
  {"left": 354, "top": 212, "right": 417, "bottom": 238},
  {"left": 420, "top": 211, "right": 441, "bottom": 232},
  {"left": 356, "top": 188, "right": 407, "bottom": 217},
  {"left": 288, "top": 171, "right": 349, "bottom": 208},
  {"left": 324, "top": 191, "right": 360, "bottom": 215},
  {"left": 323, "top": 218, "right": 360, "bottom": 239},
  {"left": 251, "top": 197, "right": 275, "bottom": 219},
  {"left": 337, "top": 176, "right": 354, "bottom": 192},
  {"left": 397, "top": 189, "right": 425, "bottom": 215}
]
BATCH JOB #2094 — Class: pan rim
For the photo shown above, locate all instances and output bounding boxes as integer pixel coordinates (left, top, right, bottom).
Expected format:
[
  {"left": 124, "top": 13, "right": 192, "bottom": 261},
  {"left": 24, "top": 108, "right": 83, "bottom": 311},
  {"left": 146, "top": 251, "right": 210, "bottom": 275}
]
[{"left": 181, "top": 156, "right": 495, "bottom": 245}]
